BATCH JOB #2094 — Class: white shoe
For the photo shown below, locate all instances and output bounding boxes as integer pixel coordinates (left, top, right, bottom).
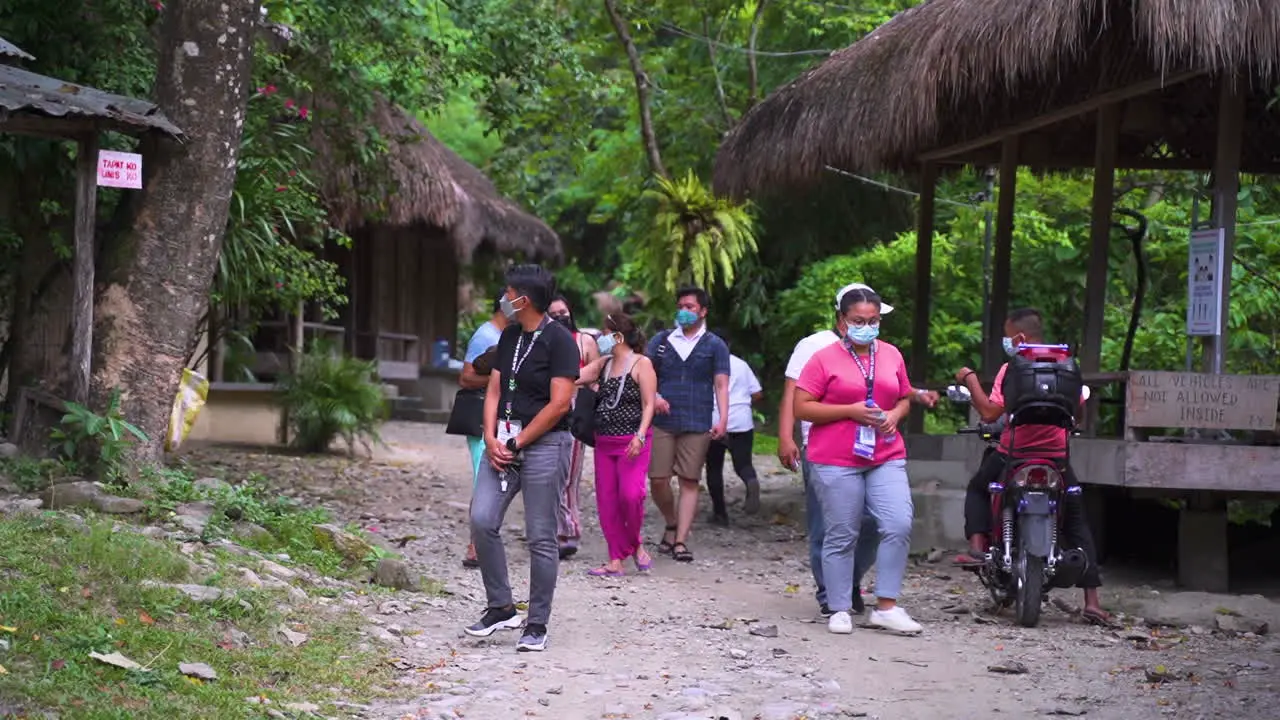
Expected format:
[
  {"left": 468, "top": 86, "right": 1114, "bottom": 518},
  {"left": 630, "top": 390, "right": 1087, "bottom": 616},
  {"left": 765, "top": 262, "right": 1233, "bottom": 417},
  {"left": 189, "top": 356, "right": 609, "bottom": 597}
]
[
  {"left": 827, "top": 611, "right": 854, "bottom": 634},
  {"left": 867, "top": 606, "right": 923, "bottom": 635}
]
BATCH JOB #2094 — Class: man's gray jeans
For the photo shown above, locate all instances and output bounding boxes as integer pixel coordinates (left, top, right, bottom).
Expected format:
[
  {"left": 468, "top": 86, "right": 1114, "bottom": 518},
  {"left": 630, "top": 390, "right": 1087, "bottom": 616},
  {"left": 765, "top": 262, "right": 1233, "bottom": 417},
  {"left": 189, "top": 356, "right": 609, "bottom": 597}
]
[{"left": 470, "top": 431, "right": 573, "bottom": 626}]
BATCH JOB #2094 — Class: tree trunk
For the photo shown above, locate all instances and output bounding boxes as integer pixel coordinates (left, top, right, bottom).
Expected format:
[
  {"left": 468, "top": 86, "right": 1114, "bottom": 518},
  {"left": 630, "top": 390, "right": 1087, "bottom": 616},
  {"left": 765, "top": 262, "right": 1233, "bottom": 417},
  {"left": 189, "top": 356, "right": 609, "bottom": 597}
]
[
  {"left": 603, "top": 0, "right": 668, "bottom": 180},
  {"left": 703, "top": 14, "right": 733, "bottom": 130},
  {"left": 747, "top": 0, "right": 769, "bottom": 108},
  {"left": 91, "top": 0, "right": 262, "bottom": 466}
]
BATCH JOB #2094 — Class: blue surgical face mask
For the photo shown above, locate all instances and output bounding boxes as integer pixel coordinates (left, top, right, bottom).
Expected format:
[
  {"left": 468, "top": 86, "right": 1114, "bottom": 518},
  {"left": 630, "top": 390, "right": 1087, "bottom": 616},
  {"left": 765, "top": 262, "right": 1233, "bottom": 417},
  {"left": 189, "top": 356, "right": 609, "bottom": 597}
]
[
  {"left": 675, "top": 309, "right": 699, "bottom": 328},
  {"left": 596, "top": 333, "right": 617, "bottom": 355},
  {"left": 847, "top": 325, "right": 879, "bottom": 346},
  {"left": 1002, "top": 336, "right": 1016, "bottom": 357}
]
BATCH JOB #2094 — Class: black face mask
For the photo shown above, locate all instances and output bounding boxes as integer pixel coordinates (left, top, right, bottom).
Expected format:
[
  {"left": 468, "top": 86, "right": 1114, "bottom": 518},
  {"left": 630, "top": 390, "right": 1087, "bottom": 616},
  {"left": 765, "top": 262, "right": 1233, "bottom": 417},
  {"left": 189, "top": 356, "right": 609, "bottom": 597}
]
[{"left": 551, "top": 314, "right": 574, "bottom": 330}]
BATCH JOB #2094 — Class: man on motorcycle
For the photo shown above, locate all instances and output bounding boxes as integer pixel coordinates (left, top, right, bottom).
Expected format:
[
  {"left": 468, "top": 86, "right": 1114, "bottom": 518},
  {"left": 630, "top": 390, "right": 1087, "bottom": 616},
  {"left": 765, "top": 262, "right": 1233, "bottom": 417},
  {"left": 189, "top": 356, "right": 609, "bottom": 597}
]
[{"left": 952, "top": 308, "right": 1111, "bottom": 625}]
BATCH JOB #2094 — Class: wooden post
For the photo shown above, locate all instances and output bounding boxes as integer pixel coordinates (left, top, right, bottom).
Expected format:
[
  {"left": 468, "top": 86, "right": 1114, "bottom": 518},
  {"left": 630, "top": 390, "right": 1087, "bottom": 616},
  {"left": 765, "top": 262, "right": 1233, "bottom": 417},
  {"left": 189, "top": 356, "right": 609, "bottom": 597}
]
[
  {"left": 1206, "top": 77, "right": 1244, "bottom": 374},
  {"left": 984, "top": 136, "right": 1018, "bottom": 376},
  {"left": 1081, "top": 104, "right": 1121, "bottom": 434},
  {"left": 908, "top": 162, "right": 937, "bottom": 434},
  {"left": 69, "top": 133, "right": 99, "bottom": 405}
]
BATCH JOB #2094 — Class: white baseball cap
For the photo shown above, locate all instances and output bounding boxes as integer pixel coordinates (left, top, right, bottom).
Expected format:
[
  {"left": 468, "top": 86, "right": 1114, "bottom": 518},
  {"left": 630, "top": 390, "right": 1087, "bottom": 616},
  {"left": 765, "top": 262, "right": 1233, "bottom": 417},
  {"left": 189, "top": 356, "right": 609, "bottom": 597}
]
[{"left": 835, "top": 282, "right": 894, "bottom": 314}]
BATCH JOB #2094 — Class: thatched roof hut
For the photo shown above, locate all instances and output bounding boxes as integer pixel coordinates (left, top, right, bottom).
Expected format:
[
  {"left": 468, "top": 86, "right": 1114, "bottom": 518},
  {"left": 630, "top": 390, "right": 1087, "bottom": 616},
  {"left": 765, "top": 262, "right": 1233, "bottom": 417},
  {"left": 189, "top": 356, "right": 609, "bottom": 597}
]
[
  {"left": 314, "top": 97, "right": 560, "bottom": 261},
  {"left": 714, "top": 0, "right": 1280, "bottom": 198}
]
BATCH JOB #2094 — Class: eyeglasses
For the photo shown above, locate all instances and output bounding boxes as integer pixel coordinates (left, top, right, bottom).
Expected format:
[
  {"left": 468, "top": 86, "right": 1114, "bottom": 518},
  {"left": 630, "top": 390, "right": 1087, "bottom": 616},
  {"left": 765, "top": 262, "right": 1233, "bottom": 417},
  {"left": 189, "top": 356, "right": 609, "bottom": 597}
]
[{"left": 847, "top": 318, "right": 881, "bottom": 328}]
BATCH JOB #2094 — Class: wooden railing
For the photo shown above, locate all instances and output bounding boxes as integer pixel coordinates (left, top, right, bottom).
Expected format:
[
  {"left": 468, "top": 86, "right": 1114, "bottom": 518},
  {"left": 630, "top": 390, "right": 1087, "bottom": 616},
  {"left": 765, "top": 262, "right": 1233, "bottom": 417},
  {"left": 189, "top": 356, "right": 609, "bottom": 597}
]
[{"left": 356, "top": 331, "right": 420, "bottom": 380}]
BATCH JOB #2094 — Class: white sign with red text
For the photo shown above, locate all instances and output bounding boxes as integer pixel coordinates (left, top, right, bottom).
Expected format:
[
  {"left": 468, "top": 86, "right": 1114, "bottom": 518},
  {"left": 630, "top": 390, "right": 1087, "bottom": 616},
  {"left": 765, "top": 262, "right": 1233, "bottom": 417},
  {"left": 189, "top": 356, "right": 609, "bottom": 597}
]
[{"left": 97, "top": 150, "right": 142, "bottom": 189}]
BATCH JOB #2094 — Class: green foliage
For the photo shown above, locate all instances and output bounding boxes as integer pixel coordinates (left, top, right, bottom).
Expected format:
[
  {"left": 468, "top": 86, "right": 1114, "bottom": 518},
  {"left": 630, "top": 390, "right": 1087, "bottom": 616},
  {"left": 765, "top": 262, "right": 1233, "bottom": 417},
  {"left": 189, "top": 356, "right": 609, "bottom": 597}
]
[
  {"left": 277, "top": 343, "right": 386, "bottom": 454},
  {"left": 50, "top": 390, "right": 148, "bottom": 483},
  {"left": 217, "top": 89, "right": 349, "bottom": 324},
  {"left": 633, "top": 170, "right": 759, "bottom": 295}
]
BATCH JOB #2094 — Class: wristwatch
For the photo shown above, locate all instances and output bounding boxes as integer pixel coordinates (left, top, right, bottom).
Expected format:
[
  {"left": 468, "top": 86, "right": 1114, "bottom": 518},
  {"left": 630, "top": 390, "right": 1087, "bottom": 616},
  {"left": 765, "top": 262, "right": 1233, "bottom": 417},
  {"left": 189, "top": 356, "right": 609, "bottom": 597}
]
[{"left": 505, "top": 437, "right": 519, "bottom": 453}]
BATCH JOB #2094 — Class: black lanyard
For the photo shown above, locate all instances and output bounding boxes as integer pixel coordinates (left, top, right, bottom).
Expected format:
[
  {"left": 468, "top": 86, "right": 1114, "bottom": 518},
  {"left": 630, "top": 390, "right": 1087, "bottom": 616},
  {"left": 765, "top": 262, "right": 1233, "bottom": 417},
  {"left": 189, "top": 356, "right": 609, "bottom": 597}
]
[
  {"left": 844, "top": 339, "right": 876, "bottom": 403},
  {"left": 504, "top": 316, "right": 550, "bottom": 421}
]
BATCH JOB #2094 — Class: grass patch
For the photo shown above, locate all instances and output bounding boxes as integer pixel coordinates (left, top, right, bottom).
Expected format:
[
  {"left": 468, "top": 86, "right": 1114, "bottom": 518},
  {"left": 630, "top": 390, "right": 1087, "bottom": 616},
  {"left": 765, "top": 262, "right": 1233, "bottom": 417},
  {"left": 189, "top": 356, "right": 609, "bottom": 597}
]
[
  {"left": 0, "top": 457, "right": 75, "bottom": 493},
  {"left": 751, "top": 432, "right": 779, "bottom": 458},
  {"left": 131, "top": 468, "right": 381, "bottom": 577},
  {"left": 0, "top": 514, "right": 391, "bottom": 718}
]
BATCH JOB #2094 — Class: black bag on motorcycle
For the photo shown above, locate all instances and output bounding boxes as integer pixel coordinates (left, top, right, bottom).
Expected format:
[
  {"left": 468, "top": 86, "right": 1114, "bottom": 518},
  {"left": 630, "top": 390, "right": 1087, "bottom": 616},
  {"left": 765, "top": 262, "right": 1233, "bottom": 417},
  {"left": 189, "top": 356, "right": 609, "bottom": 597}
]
[{"left": 999, "top": 347, "right": 1083, "bottom": 428}]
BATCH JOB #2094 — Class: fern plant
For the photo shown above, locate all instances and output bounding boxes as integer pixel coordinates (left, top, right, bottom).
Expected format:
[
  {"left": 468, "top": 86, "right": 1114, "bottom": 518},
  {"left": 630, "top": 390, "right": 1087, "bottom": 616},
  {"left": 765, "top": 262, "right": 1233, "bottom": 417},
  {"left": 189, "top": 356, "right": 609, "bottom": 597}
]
[
  {"left": 277, "top": 342, "right": 386, "bottom": 454},
  {"left": 50, "top": 388, "right": 148, "bottom": 484},
  {"left": 638, "top": 170, "right": 759, "bottom": 294}
]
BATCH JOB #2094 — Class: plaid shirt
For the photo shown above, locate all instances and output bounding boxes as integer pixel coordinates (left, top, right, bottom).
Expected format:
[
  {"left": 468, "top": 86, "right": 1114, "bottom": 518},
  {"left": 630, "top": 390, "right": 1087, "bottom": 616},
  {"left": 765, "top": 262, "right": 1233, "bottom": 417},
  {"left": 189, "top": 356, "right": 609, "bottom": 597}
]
[{"left": 647, "top": 329, "right": 730, "bottom": 434}]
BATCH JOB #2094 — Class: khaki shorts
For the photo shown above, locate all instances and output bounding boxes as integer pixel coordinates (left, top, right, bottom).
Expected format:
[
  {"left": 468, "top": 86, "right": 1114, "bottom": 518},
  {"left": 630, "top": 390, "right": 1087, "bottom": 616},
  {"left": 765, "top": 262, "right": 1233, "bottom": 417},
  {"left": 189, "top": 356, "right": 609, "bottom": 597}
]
[{"left": 649, "top": 427, "right": 712, "bottom": 481}]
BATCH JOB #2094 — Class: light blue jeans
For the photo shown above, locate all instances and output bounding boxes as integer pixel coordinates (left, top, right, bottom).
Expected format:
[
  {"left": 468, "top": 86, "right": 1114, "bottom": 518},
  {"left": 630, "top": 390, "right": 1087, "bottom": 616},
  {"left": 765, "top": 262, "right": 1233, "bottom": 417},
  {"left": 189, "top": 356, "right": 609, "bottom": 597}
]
[
  {"left": 811, "top": 459, "right": 913, "bottom": 613},
  {"left": 803, "top": 448, "right": 879, "bottom": 607}
]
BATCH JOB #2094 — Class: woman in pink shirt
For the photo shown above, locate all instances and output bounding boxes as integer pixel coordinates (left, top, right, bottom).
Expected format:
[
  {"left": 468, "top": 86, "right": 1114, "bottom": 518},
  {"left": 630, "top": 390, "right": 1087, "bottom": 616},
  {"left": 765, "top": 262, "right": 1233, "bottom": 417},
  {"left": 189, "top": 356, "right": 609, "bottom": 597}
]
[{"left": 794, "top": 287, "right": 923, "bottom": 636}]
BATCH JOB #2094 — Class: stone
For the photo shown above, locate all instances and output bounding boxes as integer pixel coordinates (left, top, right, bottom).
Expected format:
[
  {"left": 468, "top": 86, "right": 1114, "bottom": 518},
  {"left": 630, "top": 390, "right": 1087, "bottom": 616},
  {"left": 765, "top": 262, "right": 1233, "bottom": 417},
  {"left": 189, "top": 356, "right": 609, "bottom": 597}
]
[
  {"left": 283, "top": 703, "right": 320, "bottom": 713},
  {"left": 0, "top": 443, "right": 18, "bottom": 459},
  {"left": 142, "top": 582, "right": 225, "bottom": 603},
  {"left": 91, "top": 495, "right": 145, "bottom": 514},
  {"left": 377, "top": 600, "right": 412, "bottom": 615},
  {"left": 276, "top": 626, "right": 308, "bottom": 647},
  {"left": 372, "top": 558, "right": 418, "bottom": 591},
  {"left": 312, "top": 523, "right": 374, "bottom": 562},
  {"left": 174, "top": 502, "right": 216, "bottom": 535},
  {"left": 988, "top": 660, "right": 1029, "bottom": 675},
  {"left": 40, "top": 480, "right": 100, "bottom": 510},
  {"left": 231, "top": 522, "right": 272, "bottom": 543},
  {"left": 178, "top": 662, "right": 218, "bottom": 680},
  {"left": 259, "top": 559, "right": 297, "bottom": 580},
  {"left": 748, "top": 624, "right": 779, "bottom": 638},
  {"left": 1215, "top": 614, "right": 1269, "bottom": 636},
  {"left": 728, "top": 648, "right": 748, "bottom": 660},
  {"left": 194, "top": 477, "right": 230, "bottom": 493},
  {"left": 236, "top": 569, "right": 264, "bottom": 588}
]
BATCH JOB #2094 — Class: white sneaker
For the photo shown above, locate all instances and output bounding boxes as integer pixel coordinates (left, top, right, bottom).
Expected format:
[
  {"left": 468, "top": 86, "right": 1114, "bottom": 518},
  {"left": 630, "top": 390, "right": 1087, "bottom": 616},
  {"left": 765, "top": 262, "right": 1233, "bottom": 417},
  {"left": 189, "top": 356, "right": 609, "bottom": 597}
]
[
  {"left": 867, "top": 606, "right": 923, "bottom": 635},
  {"left": 827, "top": 610, "right": 854, "bottom": 634}
]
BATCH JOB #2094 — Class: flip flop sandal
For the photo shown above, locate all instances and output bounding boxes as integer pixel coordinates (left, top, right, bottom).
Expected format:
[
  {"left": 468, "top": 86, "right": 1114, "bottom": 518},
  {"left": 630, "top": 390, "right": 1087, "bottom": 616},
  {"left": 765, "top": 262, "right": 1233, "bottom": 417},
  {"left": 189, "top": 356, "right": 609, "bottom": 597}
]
[
  {"left": 633, "top": 552, "right": 653, "bottom": 572},
  {"left": 672, "top": 543, "right": 694, "bottom": 563},
  {"left": 588, "top": 566, "right": 625, "bottom": 577},
  {"left": 1081, "top": 608, "right": 1117, "bottom": 627},
  {"left": 656, "top": 525, "right": 678, "bottom": 555},
  {"left": 952, "top": 553, "right": 986, "bottom": 568}
]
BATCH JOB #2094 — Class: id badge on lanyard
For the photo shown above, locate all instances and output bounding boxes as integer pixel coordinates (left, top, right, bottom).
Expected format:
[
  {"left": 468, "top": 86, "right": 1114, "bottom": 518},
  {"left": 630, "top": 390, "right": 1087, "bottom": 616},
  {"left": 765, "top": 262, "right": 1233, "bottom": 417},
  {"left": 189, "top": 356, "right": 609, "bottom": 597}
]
[{"left": 850, "top": 342, "right": 877, "bottom": 459}]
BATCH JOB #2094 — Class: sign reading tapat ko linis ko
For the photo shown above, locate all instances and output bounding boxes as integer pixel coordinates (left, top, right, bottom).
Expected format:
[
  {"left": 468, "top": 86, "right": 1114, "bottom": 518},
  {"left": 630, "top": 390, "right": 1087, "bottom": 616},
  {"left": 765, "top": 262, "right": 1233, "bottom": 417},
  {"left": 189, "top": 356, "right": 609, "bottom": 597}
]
[{"left": 1126, "top": 371, "right": 1279, "bottom": 431}]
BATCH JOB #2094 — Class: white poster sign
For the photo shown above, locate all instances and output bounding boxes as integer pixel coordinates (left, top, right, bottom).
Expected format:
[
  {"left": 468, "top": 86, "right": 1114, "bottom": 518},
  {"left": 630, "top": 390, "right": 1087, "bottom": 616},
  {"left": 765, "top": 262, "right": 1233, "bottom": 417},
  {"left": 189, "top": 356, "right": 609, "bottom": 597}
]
[
  {"left": 97, "top": 150, "right": 143, "bottom": 189},
  {"left": 1186, "top": 228, "right": 1225, "bottom": 337}
]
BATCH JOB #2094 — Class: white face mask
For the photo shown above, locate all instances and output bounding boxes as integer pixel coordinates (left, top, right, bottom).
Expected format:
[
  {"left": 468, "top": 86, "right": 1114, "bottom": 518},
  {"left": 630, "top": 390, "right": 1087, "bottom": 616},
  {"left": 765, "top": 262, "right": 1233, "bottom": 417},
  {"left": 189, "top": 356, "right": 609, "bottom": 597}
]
[{"left": 1003, "top": 336, "right": 1017, "bottom": 357}]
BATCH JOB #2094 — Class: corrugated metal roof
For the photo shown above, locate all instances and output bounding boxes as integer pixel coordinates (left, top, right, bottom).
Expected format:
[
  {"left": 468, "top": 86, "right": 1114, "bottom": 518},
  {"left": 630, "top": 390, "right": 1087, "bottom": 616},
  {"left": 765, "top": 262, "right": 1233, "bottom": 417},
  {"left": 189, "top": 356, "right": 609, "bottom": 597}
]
[
  {"left": 0, "top": 36, "right": 34, "bottom": 62},
  {"left": 0, "top": 64, "right": 182, "bottom": 137}
]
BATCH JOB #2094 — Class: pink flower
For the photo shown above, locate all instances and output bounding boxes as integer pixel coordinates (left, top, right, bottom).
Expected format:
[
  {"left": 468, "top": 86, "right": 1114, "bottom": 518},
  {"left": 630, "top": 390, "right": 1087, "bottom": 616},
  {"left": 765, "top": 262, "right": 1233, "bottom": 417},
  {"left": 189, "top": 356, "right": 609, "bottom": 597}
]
[
  {"left": 366, "top": 526, "right": 381, "bottom": 533},
  {"left": 284, "top": 98, "right": 295, "bottom": 109},
  {"left": 274, "top": 186, "right": 286, "bottom": 192},
  {"left": 288, "top": 170, "right": 297, "bottom": 177},
  {"left": 257, "top": 84, "right": 277, "bottom": 96},
  {"left": 149, "top": 0, "right": 164, "bottom": 11},
  {"left": 298, "top": 106, "right": 309, "bottom": 120}
]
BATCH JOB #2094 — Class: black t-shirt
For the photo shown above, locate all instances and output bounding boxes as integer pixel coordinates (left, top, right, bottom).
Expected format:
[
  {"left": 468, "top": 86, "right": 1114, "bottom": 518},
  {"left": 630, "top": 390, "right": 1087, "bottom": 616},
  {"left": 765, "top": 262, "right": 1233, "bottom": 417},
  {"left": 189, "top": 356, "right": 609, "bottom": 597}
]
[{"left": 491, "top": 318, "right": 580, "bottom": 431}]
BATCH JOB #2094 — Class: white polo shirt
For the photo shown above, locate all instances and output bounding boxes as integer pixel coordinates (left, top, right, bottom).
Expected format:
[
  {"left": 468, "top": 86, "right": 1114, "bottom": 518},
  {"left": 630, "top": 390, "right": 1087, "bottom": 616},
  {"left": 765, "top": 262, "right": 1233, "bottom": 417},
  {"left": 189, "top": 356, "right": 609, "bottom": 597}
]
[
  {"left": 712, "top": 354, "right": 763, "bottom": 432},
  {"left": 784, "top": 329, "right": 842, "bottom": 446}
]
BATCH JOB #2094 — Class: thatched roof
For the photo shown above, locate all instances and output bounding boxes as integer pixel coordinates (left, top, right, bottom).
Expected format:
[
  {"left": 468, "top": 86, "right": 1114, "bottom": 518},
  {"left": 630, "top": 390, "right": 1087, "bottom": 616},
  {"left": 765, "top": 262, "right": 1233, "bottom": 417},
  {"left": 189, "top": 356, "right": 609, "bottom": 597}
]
[
  {"left": 314, "top": 97, "right": 560, "bottom": 262},
  {"left": 714, "top": 0, "right": 1280, "bottom": 198}
]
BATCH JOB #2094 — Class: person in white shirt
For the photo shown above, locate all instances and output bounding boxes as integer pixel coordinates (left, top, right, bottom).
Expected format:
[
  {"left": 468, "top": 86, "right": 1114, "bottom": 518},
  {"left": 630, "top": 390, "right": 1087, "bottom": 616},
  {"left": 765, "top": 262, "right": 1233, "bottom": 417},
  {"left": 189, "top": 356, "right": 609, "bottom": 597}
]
[
  {"left": 776, "top": 282, "right": 938, "bottom": 617},
  {"left": 705, "top": 332, "right": 764, "bottom": 523}
]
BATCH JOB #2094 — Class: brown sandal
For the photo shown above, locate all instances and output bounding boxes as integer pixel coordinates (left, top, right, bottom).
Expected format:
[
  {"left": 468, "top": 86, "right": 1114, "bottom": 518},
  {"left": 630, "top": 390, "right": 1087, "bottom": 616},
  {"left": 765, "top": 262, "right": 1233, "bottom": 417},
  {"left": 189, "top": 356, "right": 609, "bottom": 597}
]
[
  {"left": 672, "top": 542, "right": 694, "bottom": 563},
  {"left": 656, "top": 525, "right": 677, "bottom": 555}
]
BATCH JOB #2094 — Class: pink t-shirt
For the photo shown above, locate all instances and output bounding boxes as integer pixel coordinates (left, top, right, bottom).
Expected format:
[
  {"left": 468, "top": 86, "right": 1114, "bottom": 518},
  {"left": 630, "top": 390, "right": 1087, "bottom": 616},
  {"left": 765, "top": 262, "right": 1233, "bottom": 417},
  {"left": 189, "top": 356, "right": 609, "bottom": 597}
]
[
  {"left": 989, "top": 363, "right": 1081, "bottom": 457},
  {"left": 796, "top": 340, "right": 911, "bottom": 468}
]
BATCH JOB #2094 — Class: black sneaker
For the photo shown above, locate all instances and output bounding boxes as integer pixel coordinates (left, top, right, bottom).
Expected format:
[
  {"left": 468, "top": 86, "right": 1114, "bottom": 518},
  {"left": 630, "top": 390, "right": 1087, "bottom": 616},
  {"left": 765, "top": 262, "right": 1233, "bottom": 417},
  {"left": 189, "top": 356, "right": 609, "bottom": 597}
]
[
  {"left": 516, "top": 623, "right": 548, "bottom": 652},
  {"left": 819, "top": 603, "right": 834, "bottom": 618},
  {"left": 852, "top": 592, "right": 866, "bottom": 615},
  {"left": 463, "top": 606, "right": 524, "bottom": 637}
]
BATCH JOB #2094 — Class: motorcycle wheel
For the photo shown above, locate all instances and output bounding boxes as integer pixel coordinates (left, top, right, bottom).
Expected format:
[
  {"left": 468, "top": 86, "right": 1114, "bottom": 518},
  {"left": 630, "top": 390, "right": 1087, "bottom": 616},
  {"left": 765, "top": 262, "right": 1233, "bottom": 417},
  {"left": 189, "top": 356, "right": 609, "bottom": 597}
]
[{"left": 1015, "top": 551, "right": 1045, "bottom": 628}]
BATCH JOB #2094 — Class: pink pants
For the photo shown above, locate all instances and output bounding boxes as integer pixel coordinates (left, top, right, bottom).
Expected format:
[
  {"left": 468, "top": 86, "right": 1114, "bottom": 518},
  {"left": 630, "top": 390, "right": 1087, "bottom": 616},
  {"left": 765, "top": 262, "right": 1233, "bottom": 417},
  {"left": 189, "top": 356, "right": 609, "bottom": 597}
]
[{"left": 593, "top": 432, "right": 651, "bottom": 561}]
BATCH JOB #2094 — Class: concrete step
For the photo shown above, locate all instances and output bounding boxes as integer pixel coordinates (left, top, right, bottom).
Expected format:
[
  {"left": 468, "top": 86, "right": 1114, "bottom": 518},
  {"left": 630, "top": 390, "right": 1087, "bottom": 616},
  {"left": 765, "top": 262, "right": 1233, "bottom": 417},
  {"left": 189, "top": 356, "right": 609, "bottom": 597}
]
[{"left": 389, "top": 407, "right": 450, "bottom": 424}]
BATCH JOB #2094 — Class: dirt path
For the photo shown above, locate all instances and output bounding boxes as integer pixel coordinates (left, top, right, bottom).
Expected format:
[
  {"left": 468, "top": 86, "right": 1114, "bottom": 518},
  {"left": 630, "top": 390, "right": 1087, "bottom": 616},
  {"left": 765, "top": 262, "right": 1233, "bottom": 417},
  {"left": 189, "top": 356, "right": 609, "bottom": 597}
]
[{"left": 187, "top": 422, "right": 1280, "bottom": 719}]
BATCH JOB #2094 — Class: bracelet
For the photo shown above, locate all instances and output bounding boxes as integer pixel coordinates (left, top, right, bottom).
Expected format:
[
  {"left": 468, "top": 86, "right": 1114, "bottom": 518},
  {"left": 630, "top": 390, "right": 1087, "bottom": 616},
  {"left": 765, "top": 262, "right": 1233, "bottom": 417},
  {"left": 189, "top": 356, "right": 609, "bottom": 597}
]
[{"left": 961, "top": 371, "right": 976, "bottom": 384}]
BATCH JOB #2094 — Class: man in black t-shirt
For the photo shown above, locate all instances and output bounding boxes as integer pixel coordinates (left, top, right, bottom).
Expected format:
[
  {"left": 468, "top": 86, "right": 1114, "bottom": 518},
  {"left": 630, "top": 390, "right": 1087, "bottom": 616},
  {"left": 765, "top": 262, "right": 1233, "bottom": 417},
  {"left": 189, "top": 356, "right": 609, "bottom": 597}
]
[{"left": 463, "top": 264, "right": 579, "bottom": 652}]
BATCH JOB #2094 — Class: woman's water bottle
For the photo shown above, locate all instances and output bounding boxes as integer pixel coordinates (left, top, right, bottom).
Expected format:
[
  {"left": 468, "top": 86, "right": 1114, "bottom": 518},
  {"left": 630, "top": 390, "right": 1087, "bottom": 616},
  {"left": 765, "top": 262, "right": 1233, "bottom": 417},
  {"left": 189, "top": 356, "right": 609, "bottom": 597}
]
[
  {"left": 432, "top": 337, "right": 451, "bottom": 368},
  {"left": 866, "top": 398, "right": 895, "bottom": 440}
]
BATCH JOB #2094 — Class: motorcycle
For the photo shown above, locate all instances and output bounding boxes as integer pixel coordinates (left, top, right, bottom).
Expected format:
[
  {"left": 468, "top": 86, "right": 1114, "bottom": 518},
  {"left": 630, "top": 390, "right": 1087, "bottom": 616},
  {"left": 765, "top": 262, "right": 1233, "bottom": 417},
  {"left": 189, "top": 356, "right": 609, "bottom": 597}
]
[{"left": 946, "top": 344, "right": 1091, "bottom": 627}]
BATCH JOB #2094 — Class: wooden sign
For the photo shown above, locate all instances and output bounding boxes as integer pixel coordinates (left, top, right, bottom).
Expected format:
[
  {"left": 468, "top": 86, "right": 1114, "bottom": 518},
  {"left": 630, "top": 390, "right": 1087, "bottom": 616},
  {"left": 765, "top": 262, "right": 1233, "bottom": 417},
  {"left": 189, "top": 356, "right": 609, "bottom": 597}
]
[
  {"left": 97, "top": 150, "right": 142, "bottom": 189},
  {"left": 1126, "top": 371, "right": 1279, "bottom": 431}
]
